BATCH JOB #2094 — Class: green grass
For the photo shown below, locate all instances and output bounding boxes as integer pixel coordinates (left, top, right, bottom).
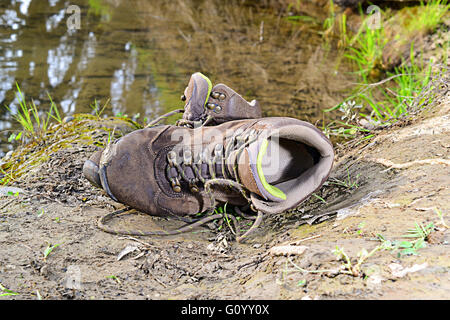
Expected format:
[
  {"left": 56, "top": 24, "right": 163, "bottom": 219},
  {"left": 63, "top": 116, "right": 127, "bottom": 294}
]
[
  {"left": 4, "top": 83, "right": 63, "bottom": 142},
  {"left": 284, "top": 15, "right": 319, "bottom": 25},
  {"left": 106, "top": 275, "right": 122, "bottom": 284},
  {"left": 434, "top": 207, "right": 449, "bottom": 228},
  {"left": 322, "top": 1, "right": 351, "bottom": 49},
  {"left": 88, "top": 0, "right": 111, "bottom": 20},
  {"left": 43, "top": 243, "right": 61, "bottom": 260},
  {"left": 402, "top": 0, "right": 449, "bottom": 34},
  {"left": 0, "top": 282, "right": 19, "bottom": 297},
  {"left": 325, "top": 42, "right": 439, "bottom": 138},
  {"left": 353, "top": 43, "right": 434, "bottom": 122},
  {"left": 322, "top": 0, "right": 448, "bottom": 138},
  {"left": 322, "top": 118, "right": 371, "bottom": 140},
  {"left": 376, "top": 59, "right": 432, "bottom": 119},
  {"left": 379, "top": 221, "right": 434, "bottom": 257},
  {"left": 343, "top": 0, "right": 448, "bottom": 80},
  {"left": 329, "top": 168, "right": 360, "bottom": 190},
  {"left": 376, "top": 221, "right": 434, "bottom": 257},
  {"left": 0, "top": 167, "right": 15, "bottom": 185},
  {"left": 47, "top": 93, "right": 62, "bottom": 124},
  {"left": 215, "top": 203, "right": 239, "bottom": 234},
  {"left": 322, "top": 0, "right": 336, "bottom": 35},
  {"left": 345, "top": 21, "right": 387, "bottom": 81},
  {"left": 312, "top": 193, "right": 327, "bottom": 204},
  {"left": 90, "top": 98, "right": 109, "bottom": 119}
]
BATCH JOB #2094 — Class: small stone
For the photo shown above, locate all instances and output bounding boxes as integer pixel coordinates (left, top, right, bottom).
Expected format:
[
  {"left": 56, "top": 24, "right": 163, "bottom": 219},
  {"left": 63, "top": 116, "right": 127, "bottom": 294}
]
[
  {"left": 63, "top": 116, "right": 75, "bottom": 123},
  {"left": 40, "top": 265, "right": 49, "bottom": 276},
  {"left": 359, "top": 118, "right": 375, "bottom": 130},
  {"left": 2, "top": 150, "right": 13, "bottom": 162}
]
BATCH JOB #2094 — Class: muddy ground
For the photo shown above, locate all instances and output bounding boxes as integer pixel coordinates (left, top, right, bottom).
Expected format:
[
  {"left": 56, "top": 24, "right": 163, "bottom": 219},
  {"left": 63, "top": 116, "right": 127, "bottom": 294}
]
[{"left": 0, "top": 91, "right": 449, "bottom": 300}]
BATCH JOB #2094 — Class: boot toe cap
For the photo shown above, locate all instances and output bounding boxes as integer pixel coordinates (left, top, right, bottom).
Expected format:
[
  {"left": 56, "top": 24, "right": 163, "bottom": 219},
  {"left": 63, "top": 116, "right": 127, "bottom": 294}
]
[{"left": 83, "top": 150, "right": 102, "bottom": 188}]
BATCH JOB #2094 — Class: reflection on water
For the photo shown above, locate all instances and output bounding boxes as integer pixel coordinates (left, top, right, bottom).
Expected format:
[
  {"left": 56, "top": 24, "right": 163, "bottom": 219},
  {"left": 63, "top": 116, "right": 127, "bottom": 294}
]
[
  {"left": 0, "top": 0, "right": 354, "bottom": 155},
  {"left": 0, "top": 0, "right": 168, "bottom": 154}
]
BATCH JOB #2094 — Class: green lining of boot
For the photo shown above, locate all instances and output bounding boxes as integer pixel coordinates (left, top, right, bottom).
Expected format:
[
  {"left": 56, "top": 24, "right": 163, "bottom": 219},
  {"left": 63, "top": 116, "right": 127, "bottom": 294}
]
[
  {"left": 197, "top": 72, "right": 212, "bottom": 109},
  {"left": 256, "top": 139, "right": 287, "bottom": 201}
]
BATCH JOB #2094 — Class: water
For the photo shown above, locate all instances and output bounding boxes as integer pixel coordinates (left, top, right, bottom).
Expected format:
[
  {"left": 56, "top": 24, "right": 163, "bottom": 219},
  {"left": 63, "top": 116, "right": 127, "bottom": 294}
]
[{"left": 0, "top": 0, "right": 354, "bottom": 155}]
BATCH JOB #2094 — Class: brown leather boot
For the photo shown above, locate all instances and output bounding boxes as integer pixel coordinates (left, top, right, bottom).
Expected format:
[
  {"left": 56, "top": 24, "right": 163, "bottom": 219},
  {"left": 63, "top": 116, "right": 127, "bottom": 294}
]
[
  {"left": 84, "top": 73, "right": 262, "bottom": 212},
  {"left": 84, "top": 117, "right": 334, "bottom": 240},
  {"left": 146, "top": 72, "right": 262, "bottom": 128},
  {"left": 179, "top": 72, "right": 262, "bottom": 126}
]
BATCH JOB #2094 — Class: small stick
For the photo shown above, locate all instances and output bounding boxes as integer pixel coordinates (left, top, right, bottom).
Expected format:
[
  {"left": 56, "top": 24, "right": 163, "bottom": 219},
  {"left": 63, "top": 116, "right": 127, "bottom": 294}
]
[
  {"left": 0, "top": 198, "right": 16, "bottom": 211},
  {"left": 283, "top": 234, "right": 322, "bottom": 247},
  {"left": 118, "top": 236, "right": 155, "bottom": 248}
]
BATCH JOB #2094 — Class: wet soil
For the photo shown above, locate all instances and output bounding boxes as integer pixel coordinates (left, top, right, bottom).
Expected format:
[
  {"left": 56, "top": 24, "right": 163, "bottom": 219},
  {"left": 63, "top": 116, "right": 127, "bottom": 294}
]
[{"left": 0, "top": 90, "right": 448, "bottom": 299}]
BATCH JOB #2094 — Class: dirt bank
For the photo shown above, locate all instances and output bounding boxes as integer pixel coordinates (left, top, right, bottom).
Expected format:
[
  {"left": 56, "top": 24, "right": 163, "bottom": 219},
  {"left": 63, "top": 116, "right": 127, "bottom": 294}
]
[{"left": 0, "top": 84, "right": 448, "bottom": 299}]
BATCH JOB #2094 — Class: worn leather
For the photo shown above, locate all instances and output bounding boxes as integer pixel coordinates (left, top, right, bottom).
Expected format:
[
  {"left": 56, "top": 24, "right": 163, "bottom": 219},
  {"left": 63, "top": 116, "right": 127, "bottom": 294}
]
[
  {"left": 85, "top": 117, "right": 333, "bottom": 218},
  {"left": 182, "top": 72, "right": 211, "bottom": 122},
  {"left": 182, "top": 73, "right": 262, "bottom": 124},
  {"left": 204, "top": 83, "right": 262, "bottom": 124},
  {"left": 237, "top": 148, "right": 262, "bottom": 197}
]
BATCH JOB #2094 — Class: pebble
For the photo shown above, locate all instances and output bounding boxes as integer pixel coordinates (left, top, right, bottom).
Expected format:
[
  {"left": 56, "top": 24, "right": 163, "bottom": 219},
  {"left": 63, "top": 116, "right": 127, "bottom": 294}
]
[{"left": 63, "top": 116, "right": 75, "bottom": 123}]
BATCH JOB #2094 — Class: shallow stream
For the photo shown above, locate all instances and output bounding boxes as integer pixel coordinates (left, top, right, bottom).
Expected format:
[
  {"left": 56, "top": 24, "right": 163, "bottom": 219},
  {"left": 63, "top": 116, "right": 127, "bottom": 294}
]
[{"left": 0, "top": 0, "right": 355, "bottom": 155}]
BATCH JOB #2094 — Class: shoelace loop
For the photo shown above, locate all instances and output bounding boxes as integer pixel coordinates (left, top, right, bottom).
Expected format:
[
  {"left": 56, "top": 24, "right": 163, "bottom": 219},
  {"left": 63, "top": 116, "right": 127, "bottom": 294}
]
[
  {"left": 165, "top": 129, "right": 258, "bottom": 198},
  {"left": 166, "top": 143, "right": 228, "bottom": 194}
]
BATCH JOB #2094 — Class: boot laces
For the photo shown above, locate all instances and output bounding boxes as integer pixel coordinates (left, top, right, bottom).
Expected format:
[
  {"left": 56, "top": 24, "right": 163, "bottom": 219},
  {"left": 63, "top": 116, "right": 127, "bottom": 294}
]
[
  {"left": 99, "top": 125, "right": 263, "bottom": 242},
  {"left": 165, "top": 128, "right": 258, "bottom": 201}
]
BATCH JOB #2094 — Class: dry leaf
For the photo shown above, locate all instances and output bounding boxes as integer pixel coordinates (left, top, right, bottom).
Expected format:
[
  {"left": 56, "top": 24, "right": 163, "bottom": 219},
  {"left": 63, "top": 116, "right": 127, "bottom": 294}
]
[{"left": 117, "top": 245, "right": 139, "bottom": 261}]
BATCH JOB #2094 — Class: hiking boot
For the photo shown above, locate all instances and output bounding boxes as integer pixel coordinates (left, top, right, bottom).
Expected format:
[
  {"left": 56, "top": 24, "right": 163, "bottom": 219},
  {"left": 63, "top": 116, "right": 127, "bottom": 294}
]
[
  {"left": 147, "top": 72, "right": 262, "bottom": 128},
  {"left": 87, "top": 73, "right": 262, "bottom": 198},
  {"left": 83, "top": 117, "right": 334, "bottom": 240},
  {"left": 180, "top": 72, "right": 262, "bottom": 126},
  {"left": 82, "top": 149, "right": 102, "bottom": 188}
]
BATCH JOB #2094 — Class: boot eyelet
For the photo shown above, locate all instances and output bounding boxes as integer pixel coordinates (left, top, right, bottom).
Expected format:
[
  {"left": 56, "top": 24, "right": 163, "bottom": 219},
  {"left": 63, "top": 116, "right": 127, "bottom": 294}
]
[
  {"left": 214, "top": 106, "right": 222, "bottom": 113},
  {"left": 170, "top": 178, "right": 182, "bottom": 193},
  {"left": 211, "top": 92, "right": 220, "bottom": 99},
  {"left": 219, "top": 93, "right": 226, "bottom": 100},
  {"left": 181, "top": 94, "right": 186, "bottom": 101}
]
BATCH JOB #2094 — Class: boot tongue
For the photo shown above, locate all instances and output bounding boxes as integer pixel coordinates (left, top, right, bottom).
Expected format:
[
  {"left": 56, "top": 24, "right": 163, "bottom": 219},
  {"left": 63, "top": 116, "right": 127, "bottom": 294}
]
[
  {"left": 237, "top": 139, "right": 286, "bottom": 202},
  {"left": 182, "top": 72, "right": 212, "bottom": 121}
]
